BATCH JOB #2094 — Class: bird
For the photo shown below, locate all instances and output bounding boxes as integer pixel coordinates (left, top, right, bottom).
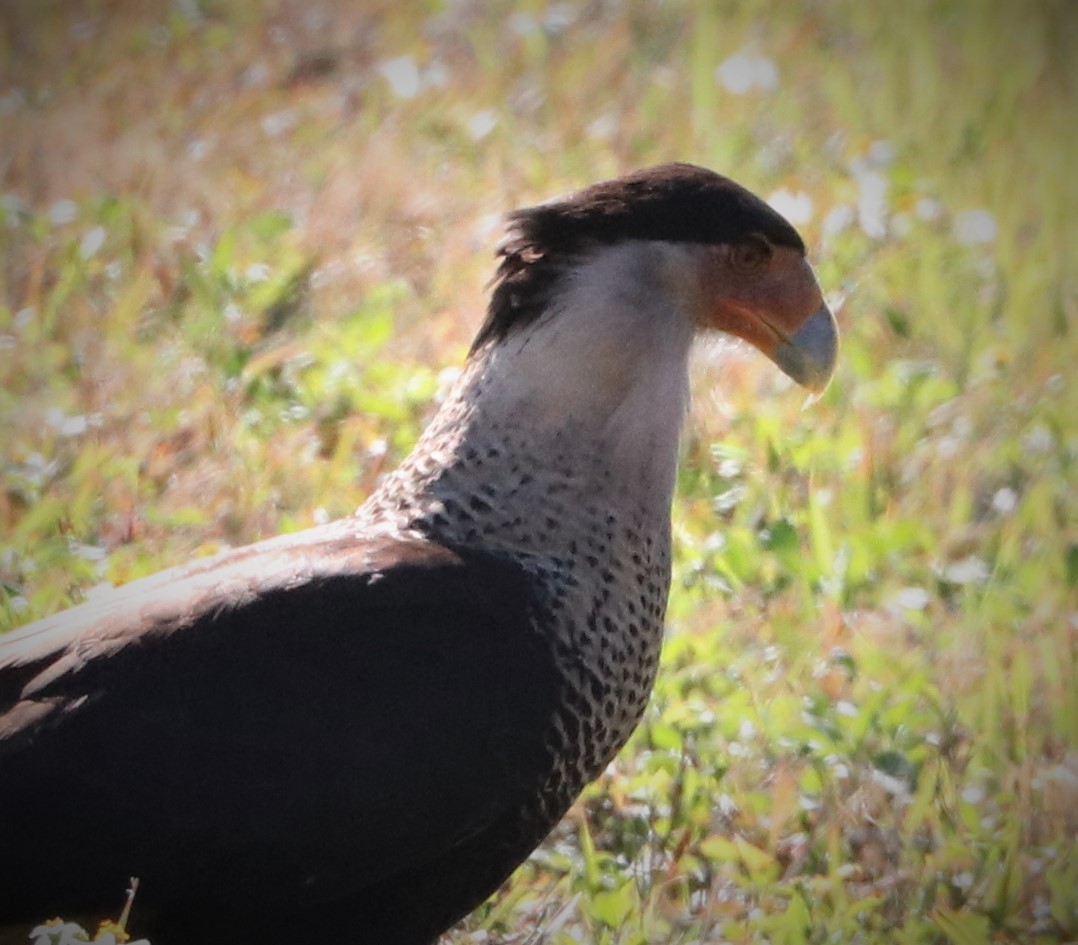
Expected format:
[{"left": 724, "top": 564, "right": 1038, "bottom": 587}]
[{"left": 0, "top": 163, "right": 837, "bottom": 945}]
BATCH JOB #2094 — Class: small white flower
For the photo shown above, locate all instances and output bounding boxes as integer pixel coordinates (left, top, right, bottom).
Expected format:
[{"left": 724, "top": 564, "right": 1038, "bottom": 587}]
[
  {"left": 961, "top": 784, "right": 986, "bottom": 804},
  {"left": 49, "top": 199, "right": 78, "bottom": 225},
  {"left": 1023, "top": 424, "right": 1055, "bottom": 453},
  {"left": 887, "top": 586, "right": 930, "bottom": 612},
  {"left": 936, "top": 434, "right": 960, "bottom": 459},
  {"left": 954, "top": 208, "right": 997, "bottom": 244},
  {"left": 45, "top": 407, "right": 90, "bottom": 437},
  {"left": 586, "top": 114, "right": 616, "bottom": 140},
  {"left": 872, "top": 768, "right": 910, "bottom": 797},
  {"left": 715, "top": 793, "right": 739, "bottom": 815},
  {"left": 855, "top": 169, "right": 889, "bottom": 238},
  {"left": 261, "top": 109, "right": 296, "bottom": 137},
  {"left": 822, "top": 204, "right": 855, "bottom": 238},
  {"left": 767, "top": 188, "right": 814, "bottom": 225},
  {"left": 915, "top": 197, "right": 943, "bottom": 221},
  {"left": 80, "top": 225, "right": 106, "bottom": 259},
  {"left": 991, "top": 487, "right": 1017, "bottom": 513},
  {"left": 467, "top": 109, "right": 497, "bottom": 141},
  {"left": 867, "top": 139, "right": 895, "bottom": 166},
  {"left": 939, "top": 555, "right": 990, "bottom": 585},
  {"left": 715, "top": 50, "right": 779, "bottom": 93},
  {"left": 507, "top": 12, "right": 538, "bottom": 36},
  {"left": 716, "top": 457, "right": 741, "bottom": 479},
  {"left": 28, "top": 922, "right": 89, "bottom": 945},
  {"left": 245, "top": 262, "right": 272, "bottom": 283},
  {"left": 380, "top": 56, "right": 421, "bottom": 98},
  {"left": 240, "top": 61, "right": 271, "bottom": 87},
  {"left": 543, "top": 3, "right": 577, "bottom": 31}
]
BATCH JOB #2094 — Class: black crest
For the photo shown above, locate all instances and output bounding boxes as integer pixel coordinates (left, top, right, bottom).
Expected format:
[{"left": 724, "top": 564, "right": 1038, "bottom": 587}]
[{"left": 472, "top": 163, "right": 805, "bottom": 351}]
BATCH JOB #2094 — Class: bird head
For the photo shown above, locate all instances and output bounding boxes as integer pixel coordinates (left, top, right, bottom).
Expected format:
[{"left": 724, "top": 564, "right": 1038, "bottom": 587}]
[{"left": 474, "top": 162, "right": 837, "bottom": 393}]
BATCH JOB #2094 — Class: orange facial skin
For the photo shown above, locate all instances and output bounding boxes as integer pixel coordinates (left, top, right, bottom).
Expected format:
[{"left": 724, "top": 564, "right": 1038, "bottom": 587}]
[{"left": 704, "top": 239, "right": 838, "bottom": 391}]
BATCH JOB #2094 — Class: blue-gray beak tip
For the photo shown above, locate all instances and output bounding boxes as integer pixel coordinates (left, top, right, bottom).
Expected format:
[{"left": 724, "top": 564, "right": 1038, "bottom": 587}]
[{"left": 771, "top": 305, "right": 839, "bottom": 393}]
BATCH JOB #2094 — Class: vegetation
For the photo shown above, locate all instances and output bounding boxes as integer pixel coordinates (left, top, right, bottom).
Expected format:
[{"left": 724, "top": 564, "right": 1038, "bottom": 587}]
[{"left": 1, "top": 1, "right": 1074, "bottom": 942}]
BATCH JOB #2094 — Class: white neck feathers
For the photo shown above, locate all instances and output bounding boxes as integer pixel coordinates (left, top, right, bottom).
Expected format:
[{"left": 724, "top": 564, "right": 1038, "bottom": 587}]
[
  {"left": 362, "top": 241, "right": 702, "bottom": 554},
  {"left": 462, "top": 242, "right": 695, "bottom": 505}
]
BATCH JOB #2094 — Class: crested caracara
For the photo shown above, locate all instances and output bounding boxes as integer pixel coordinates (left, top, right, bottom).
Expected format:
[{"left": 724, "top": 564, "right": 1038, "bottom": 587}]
[{"left": 0, "top": 163, "right": 837, "bottom": 945}]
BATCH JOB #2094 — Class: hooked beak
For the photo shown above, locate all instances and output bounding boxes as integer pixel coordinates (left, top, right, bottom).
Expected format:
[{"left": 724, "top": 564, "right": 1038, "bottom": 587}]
[{"left": 770, "top": 304, "right": 839, "bottom": 393}]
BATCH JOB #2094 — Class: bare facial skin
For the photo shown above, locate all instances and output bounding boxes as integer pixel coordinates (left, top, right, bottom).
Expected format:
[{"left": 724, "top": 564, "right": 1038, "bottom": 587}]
[{"left": 700, "top": 240, "right": 837, "bottom": 391}]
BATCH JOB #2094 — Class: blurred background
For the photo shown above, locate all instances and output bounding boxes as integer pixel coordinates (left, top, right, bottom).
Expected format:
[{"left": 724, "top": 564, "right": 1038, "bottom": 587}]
[{"left": 1, "top": 2, "right": 1075, "bottom": 943}]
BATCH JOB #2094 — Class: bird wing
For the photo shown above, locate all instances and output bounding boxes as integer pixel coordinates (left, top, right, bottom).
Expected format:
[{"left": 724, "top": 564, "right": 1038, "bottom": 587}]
[{"left": 0, "top": 524, "right": 560, "bottom": 915}]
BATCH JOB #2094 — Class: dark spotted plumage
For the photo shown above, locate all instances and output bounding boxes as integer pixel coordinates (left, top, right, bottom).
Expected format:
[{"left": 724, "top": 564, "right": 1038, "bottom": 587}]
[
  {"left": 0, "top": 163, "right": 835, "bottom": 945},
  {"left": 364, "top": 378, "right": 671, "bottom": 776}
]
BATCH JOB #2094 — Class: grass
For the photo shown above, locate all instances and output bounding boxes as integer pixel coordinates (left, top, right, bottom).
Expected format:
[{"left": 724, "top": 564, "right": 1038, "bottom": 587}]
[{"left": 1, "top": 0, "right": 1075, "bottom": 942}]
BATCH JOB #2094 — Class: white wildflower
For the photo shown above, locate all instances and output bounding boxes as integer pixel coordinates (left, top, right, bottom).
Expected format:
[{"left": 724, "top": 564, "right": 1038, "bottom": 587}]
[
  {"left": 80, "top": 225, "right": 106, "bottom": 259},
  {"left": 767, "top": 188, "right": 814, "bottom": 225},
  {"left": 380, "top": 56, "right": 421, "bottom": 98},
  {"left": 715, "top": 50, "right": 779, "bottom": 93},
  {"left": 48, "top": 199, "right": 78, "bottom": 225},
  {"left": 954, "top": 209, "right": 997, "bottom": 244}
]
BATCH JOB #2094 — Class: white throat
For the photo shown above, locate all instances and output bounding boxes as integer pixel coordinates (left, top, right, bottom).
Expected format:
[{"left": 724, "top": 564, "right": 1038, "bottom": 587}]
[
  {"left": 362, "top": 241, "right": 698, "bottom": 556},
  {"left": 466, "top": 242, "right": 694, "bottom": 503}
]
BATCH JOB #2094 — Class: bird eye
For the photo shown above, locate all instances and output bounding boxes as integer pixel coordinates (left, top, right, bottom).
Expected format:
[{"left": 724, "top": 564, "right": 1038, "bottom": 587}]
[{"left": 732, "top": 234, "right": 773, "bottom": 270}]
